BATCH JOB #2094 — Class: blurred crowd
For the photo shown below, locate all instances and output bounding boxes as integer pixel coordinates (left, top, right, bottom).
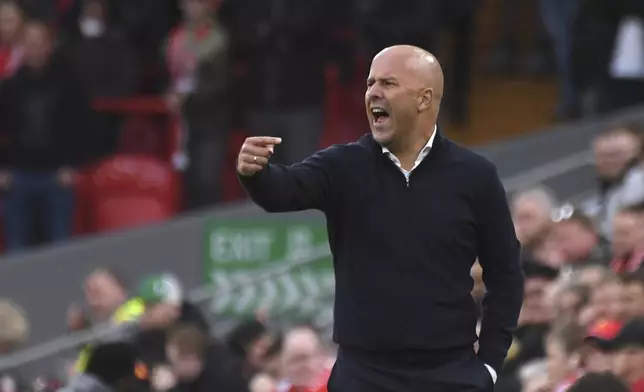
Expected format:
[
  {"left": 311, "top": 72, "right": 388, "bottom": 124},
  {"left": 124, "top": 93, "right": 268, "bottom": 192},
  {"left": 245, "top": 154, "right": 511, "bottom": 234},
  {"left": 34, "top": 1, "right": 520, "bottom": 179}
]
[
  {"left": 467, "top": 123, "right": 644, "bottom": 391},
  {"left": 0, "top": 0, "right": 644, "bottom": 391},
  {"left": 0, "top": 0, "right": 641, "bottom": 253},
  {"left": 0, "top": 269, "right": 336, "bottom": 392}
]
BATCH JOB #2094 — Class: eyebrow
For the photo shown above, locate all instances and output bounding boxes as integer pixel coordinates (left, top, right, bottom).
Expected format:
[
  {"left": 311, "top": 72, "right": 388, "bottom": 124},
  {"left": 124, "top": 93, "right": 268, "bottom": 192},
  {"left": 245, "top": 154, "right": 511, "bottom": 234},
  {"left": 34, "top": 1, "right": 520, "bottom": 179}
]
[{"left": 367, "top": 77, "right": 398, "bottom": 84}]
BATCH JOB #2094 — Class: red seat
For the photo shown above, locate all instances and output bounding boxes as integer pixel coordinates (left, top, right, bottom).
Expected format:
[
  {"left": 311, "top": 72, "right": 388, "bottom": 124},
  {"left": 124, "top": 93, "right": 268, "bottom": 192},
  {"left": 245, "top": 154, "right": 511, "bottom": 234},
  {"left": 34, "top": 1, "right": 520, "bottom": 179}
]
[{"left": 87, "top": 155, "right": 179, "bottom": 232}]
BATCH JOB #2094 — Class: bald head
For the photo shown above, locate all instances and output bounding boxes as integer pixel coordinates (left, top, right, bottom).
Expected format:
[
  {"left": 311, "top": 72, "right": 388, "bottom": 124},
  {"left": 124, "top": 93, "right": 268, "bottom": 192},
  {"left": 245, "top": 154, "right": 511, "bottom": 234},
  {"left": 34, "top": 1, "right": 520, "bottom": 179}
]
[
  {"left": 366, "top": 45, "right": 443, "bottom": 149},
  {"left": 373, "top": 45, "right": 444, "bottom": 101}
]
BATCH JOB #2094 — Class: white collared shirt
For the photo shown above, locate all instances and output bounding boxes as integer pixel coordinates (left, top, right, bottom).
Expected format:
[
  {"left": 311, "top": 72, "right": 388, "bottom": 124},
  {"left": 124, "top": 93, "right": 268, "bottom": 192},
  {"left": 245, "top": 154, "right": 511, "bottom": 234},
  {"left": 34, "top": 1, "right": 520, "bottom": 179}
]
[
  {"left": 379, "top": 124, "right": 498, "bottom": 384},
  {"left": 381, "top": 125, "right": 437, "bottom": 182}
]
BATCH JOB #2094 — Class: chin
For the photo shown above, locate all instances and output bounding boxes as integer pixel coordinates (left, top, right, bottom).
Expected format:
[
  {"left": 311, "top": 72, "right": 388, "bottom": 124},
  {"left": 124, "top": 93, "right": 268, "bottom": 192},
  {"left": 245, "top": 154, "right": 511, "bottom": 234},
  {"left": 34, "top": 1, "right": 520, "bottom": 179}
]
[{"left": 371, "top": 128, "right": 394, "bottom": 145}]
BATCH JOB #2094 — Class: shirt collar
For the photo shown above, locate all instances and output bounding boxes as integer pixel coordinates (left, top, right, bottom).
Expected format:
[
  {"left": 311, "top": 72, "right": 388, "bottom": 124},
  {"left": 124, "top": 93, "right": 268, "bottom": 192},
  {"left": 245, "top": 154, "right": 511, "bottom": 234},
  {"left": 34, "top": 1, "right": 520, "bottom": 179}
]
[{"left": 381, "top": 125, "right": 437, "bottom": 155}]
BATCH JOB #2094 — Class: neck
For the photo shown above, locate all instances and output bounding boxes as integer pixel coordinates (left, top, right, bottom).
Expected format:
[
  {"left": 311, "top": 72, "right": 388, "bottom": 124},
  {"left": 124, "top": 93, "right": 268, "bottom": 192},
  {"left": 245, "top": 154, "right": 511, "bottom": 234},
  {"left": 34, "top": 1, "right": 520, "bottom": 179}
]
[{"left": 387, "top": 125, "right": 435, "bottom": 170}]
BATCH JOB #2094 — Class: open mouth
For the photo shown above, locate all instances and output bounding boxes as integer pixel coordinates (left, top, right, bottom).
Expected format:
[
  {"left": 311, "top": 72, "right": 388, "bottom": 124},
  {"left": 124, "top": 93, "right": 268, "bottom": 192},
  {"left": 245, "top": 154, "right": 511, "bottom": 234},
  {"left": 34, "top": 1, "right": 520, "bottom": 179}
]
[{"left": 371, "top": 107, "right": 390, "bottom": 124}]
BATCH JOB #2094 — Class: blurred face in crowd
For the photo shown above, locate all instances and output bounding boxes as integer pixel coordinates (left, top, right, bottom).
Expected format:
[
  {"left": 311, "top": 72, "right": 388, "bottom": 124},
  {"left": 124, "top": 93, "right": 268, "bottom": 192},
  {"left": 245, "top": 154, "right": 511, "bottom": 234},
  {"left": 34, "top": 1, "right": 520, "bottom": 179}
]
[
  {"left": 583, "top": 346, "right": 613, "bottom": 372},
  {"left": 546, "top": 336, "right": 578, "bottom": 385},
  {"left": 593, "top": 130, "right": 641, "bottom": 181},
  {"left": 577, "top": 266, "right": 609, "bottom": 287},
  {"left": 549, "top": 285, "right": 586, "bottom": 323},
  {"left": 0, "top": 2, "right": 22, "bottom": 44},
  {"left": 550, "top": 220, "right": 596, "bottom": 263},
  {"left": 612, "top": 346, "right": 644, "bottom": 383},
  {"left": 520, "top": 277, "right": 552, "bottom": 325},
  {"left": 281, "top": 328, "right": 325, "bottom": 388},
  {"left": 612, "top": 211, "right": 640, "bottom": 258},
  {"left": 84, "top": 270, "right": 126, "bottom": 320},
  {"left": 624, "top": 281, "right": 644, "bottom": 318},
  {"left": 79, "top": 0, "right": 106, "bottom": 38},
  {"left": 22, "top": 22, "right": 51, "bottom": 69},
  {"left": 181, "top": 0, "right": 211, "bottom": 24},
  {"left": 590, "top": 281, "right": 626, "bottom": 322},
  {"left": 139, "top": 303, "right": 180, "bottom": 330},
  {"left": 166, "top": 344, "right": 203, "bottom": 381},
  {"left": 511, "top": 195, "right": 552, "bottom": 246}
]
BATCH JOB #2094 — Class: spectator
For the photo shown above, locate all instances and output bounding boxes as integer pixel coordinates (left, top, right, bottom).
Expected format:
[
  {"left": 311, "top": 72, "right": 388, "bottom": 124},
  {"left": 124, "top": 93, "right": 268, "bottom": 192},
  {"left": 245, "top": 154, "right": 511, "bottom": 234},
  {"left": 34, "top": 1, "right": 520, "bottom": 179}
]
[
  {"left": 495, "top": 263, "right": 556, "bottom": 392},
  {"left": 584, "top": 275, "right": 628, "bottom": 327},
  {"left": 225, "top": 0, "right": 327, "bottom": 165},
  {"left": 226, "top": 319, "right": 275, "bottom": 380},
  {"left": 275, "top": 325, "right": 330, "bottom": 392},
  {"left": 511, "top": 186, "right": 558, "bottom": 261},
  {"left": 539, "top": 0, "right": 582, "bottom": 119},
  {"left": 61, "top": 342, "right": 144, "bottom": 392},
  {"left": 0, "top": 20, "right": 91, "bottom": 251},
  {"left": 0, "top": 0, "right": 23, "bottom": 79},
  {"left": 567, "top": 372, "right": 630, "bottom": 392},
  {"left": 610, "top": 205, "right": 644, "bottom": 274},
  {"left": 0, "top": 299, "right": 29, "bottom": 392},
  {"left": 135, "top": 273, "right": 209, "bottom": 366},
  {"left": 549, "top": 210, "right": 611, "bottom": 268},
  {"left": 593, "top": 317, "right": 644, "bottom": 391},
  {"left": 583, "top": 319, "right": 622, "bottom": 373},
  {"left": 166, "top": 323, "right": 249, "bottom": 392},
  {"left": 69, "top": 268, "right": 145, "bottom": 373},
  {"left": 165, "top": 0, "right": 230, "bottom": 209},
  {"left": 622, "top": 271, "right": 644, "bottom": 318},
  {"left": 545, "top": 322, "right": 585, "bottom": 391},
  {"left": 60, "top": 0, "right": 137, "bottom": 99},
  {"left": 547, "top": 281, "right": 589, "bottom": 326},
  {"left": 589, "top": 125, "right": 644, "bottom": 238}
]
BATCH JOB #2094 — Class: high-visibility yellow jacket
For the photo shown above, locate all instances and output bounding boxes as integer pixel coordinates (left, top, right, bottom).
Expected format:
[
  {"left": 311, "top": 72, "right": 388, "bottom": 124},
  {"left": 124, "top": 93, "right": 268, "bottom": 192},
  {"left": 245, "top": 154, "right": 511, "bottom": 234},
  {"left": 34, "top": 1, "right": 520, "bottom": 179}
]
[{"left": 74, "top": 298, "right": 145, "bottom": 373}]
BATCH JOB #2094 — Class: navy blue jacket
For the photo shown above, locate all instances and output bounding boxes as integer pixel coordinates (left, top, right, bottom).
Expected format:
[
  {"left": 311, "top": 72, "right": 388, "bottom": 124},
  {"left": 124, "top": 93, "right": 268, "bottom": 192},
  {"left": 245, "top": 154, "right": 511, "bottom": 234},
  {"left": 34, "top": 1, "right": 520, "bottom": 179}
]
[{"left": 239, "top": 131, "right": 524, "bottom": 372}]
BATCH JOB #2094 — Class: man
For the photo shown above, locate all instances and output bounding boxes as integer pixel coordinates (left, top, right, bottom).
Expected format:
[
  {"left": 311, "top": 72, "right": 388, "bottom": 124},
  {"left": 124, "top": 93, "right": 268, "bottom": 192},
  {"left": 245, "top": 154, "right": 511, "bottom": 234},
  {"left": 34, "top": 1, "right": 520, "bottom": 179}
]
[
  {"left": 622, "top": 271, "right": 644, "bottom": 318},
  {"left": 236, "top": 45, "right": 524, "bottom": 391},
  {"left": 549, "top": 211, "right": 611, "bottom": 267},
  {"left": 165, "top": 324, "right": 249, "bottom": 392},
  {"left": 0, "top": 19, "right": 91, "bottom": 251},
  {"left": 135, "top": 273, "right": 209, "bottom": 366},
  {"left": 276, "top": 326, "right": 331, "bottom": 392},
  {"left": 61, "top": 342, "right": 146, "bottom": 392},
  {"left": 611, "top": 204, "right": 644, "bottom": 274},
  {"left": 69, "top": 268, "right": 145, "bottom": 373},
  {"left": 510, "top": 186, "right": 558, "bottom": 260},
  {"left": 593, "top": 317, "right": 644, "bottom": 391},
  {"left": 589, "top": 124, "right": 644, "bottom": 238}
]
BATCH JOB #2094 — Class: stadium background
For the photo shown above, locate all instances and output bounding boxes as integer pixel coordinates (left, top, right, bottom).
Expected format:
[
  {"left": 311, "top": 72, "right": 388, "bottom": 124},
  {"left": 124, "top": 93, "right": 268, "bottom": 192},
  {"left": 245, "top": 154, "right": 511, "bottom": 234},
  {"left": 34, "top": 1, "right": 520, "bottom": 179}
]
[{"left": 0, "top": 0, "right": 644, "bottom": 391}]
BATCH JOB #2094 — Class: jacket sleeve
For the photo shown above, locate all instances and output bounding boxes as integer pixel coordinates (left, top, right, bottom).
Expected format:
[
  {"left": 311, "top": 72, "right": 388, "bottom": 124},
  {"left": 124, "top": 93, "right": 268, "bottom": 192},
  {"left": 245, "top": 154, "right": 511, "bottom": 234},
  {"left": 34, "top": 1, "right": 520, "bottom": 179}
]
[
  {"left": 473, "top": 163, "right": 524, "bottom": 373},
  {"left": 238, "top": 146, "right": 340, "bottom": 213}
]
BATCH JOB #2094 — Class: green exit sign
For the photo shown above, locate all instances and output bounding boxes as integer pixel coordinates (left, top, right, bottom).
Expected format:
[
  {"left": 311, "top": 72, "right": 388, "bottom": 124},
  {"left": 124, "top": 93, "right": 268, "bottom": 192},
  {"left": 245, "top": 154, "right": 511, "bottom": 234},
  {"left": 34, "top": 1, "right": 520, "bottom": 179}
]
[{"left": 203, "top": 220, "right": 334, "bottom": 317}]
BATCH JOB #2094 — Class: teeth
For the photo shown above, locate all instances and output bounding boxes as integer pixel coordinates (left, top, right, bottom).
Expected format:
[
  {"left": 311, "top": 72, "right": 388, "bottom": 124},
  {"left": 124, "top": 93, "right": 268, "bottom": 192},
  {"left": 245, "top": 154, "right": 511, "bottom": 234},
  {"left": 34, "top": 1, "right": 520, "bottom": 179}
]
[{"left": 371, "top": 108, "right": 386, "bottom": 114}]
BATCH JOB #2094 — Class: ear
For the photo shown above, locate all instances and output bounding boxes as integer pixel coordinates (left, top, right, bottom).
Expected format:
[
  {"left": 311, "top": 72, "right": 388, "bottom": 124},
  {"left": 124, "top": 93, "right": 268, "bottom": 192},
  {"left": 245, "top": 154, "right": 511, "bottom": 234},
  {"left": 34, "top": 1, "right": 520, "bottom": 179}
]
[{"left": 418, "top": 88, "right": 433, "bottom": 111}]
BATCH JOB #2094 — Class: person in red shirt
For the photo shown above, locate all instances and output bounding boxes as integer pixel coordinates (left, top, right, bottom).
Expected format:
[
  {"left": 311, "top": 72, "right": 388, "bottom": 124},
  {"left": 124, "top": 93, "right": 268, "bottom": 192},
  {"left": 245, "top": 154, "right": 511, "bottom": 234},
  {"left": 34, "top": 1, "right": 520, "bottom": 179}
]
[
  {"left": 277, "top": 326, "right": 331, "bottom": 392},
  {"left": 592, "top": 317, "right": 644, "bottom": 391}
]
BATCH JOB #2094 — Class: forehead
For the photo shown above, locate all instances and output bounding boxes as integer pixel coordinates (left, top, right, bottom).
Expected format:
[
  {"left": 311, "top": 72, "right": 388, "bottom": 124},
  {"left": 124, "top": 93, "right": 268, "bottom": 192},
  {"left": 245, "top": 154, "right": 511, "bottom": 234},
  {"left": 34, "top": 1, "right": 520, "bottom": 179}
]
[{"left": 368, "top": 52, "right": 416, "bottom": 81}]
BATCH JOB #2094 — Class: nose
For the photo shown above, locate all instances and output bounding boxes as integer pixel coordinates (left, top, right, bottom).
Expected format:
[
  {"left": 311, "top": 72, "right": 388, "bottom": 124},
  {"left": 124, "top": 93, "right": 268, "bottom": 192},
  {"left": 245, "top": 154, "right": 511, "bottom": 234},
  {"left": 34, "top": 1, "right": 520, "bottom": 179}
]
[{"left": 365, "top": 85, "right": 383, "bottom": 102}]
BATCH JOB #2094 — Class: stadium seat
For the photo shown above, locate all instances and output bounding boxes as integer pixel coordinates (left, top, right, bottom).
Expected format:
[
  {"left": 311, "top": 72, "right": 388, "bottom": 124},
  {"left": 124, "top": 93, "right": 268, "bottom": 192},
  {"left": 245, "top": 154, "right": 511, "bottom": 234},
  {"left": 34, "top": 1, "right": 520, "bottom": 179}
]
[
  {"left": 118, "top": 116, "right": 165, "bottom": 158},
  {"left": 87, "top": 155, "right": 179, "bottom": 233}
]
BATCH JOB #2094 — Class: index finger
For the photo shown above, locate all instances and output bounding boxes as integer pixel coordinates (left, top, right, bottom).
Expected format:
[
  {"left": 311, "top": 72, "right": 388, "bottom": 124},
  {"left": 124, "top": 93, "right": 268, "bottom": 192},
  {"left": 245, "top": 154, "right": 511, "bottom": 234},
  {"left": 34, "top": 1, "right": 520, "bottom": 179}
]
[{"left": 248, "top": 136, "right": 283, "bottom": 146}]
